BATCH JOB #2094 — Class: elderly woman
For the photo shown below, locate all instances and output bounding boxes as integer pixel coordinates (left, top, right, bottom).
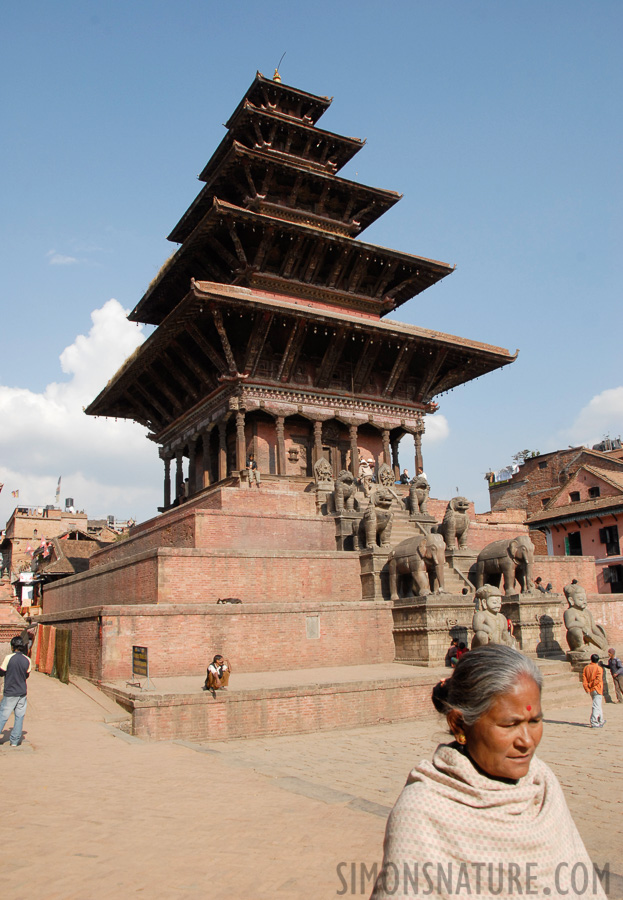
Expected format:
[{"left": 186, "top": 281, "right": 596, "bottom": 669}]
[{"left": 371, "top": 645, "right": 605, "bottom": 899}]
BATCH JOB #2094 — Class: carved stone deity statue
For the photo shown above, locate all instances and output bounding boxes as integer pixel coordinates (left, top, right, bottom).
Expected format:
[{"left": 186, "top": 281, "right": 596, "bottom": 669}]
[
  {"left": 314, "top": 456, "right": 333, "bottom": 488},
  {"left": 355, "top": 488, "right": 394, "bottom": 550},
  {"left": 432, "top": 496, "right": 470, "bottom": 550},
  {"left": 471, "top": 585, "right": 515, "bottom": 649},
  {"left": 377, "top": 462, "right": 395, "bottom": 489},
  {"left": 408, "top": 475, "right": 430, "bottom": 516},
  {"left": 563, "top": 582, "right": 608, "bottom": 655},
  {"left": 333, "top": 469, "right": 357, "bottom": 513}
]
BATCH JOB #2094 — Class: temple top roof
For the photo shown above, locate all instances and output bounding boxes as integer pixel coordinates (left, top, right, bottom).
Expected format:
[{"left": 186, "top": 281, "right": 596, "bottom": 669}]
[
  {"left": 168, "top": 143, "right": 401, "bottom": 244},
  {"left": 130, "top": 198, "right": 454, "bottom": 325},
  {"left": 225, "top": 71, "right": 332, "bottom": 128},
  {"left": 198, "top": 101, "right": 364, "bottom": 182}
]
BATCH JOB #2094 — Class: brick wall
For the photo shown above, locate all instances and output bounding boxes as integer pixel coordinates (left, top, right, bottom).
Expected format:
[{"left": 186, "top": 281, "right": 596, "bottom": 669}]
[
  {"left": 128, "top": 674, "right": 438, "bottom": 741},
  {"left": 587, "top": 595, "right": 623, "bottom": 647},
  {"left": 534, "top": 554, "right": 598, "bottom": 593},
  {"left": 41, "top": 548, "right": 363, "bottom": 613},
  {"left": 38, "top": 601, "right": 396, "bottom": 681},
  {"left": 42, "top": 554, "right": 160, "bottom": 614}
]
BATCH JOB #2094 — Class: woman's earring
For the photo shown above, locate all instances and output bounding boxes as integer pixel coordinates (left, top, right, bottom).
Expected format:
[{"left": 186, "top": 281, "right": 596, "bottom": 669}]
[{"left": 456, "top": 733, "right": 466, "bottom": 745}]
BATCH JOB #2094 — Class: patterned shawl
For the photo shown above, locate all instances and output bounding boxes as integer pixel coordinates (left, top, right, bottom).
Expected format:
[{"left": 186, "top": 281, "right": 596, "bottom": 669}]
[{"left": 371, "top": 743, "right": 606, "bottom": 899}]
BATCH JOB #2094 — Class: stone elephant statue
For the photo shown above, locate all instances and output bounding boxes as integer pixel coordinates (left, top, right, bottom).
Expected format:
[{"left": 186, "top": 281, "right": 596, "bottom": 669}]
[
  {"left": 388, "top": 533, "right": 446, "bottom": 602},
  {"left": 475, "top": 535, "right": 535, "bottom": 596}
]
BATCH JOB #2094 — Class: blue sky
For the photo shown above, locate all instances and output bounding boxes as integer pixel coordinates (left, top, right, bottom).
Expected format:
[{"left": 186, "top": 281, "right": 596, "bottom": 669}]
[{"left": 1, "top": 0, "right": 621, "bottom": 524}]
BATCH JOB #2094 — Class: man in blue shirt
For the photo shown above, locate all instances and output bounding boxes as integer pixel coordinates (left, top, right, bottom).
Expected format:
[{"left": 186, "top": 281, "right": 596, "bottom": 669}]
[{"left": 0, "top": 635, "right": 32, "bottom": 747}]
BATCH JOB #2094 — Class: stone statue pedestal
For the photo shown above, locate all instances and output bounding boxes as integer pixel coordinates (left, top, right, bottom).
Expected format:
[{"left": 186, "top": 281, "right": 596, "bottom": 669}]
[
  {"left": 445, "top": 549, "right": 477, "bottom": 579},
  {"left": 333, "top": 511, "right": 361, "bottom": 551},
  {"left": 501, "top": 592, "right": 565, "bottom": 657},
  {"left": 392, "top": 593, "right": 475, "bottom": 667},
  {"left": 408, "top": 513, "right": 437, "bottom": 531},
  {"left": 565, "top": 649, "right": 593, "bottom": 673},
  {"left": 315, "top": 486, "right": 333, "bottom": 515},
  {"left": 359, "top": 549, "right": 390, "bottom": 601}
]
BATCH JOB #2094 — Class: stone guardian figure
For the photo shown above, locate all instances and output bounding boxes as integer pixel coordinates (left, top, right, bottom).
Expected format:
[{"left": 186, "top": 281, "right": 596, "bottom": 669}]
[
  {"left": 563, "top": 582, "right": 608, "bottom": 655},
  {"left": 471, "top": 585, "right": 516, "bottom": 649}
]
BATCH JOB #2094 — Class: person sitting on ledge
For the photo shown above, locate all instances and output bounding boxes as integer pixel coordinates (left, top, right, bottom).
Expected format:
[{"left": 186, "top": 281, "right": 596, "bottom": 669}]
[
  {"left": 399, "top": 468, "right": 410, "bottom": 484},
  {"left": 535, "top": 576, "right": 552, "bottom": 593},
  {"left": 246, "top": 453, "right": 261, "bottom": 489},
  {"left": 450, "top": 642, "right": 467, "bottom": 668},
  {"left": 203, "top": 655, "right": 231, "bottom": 692}
]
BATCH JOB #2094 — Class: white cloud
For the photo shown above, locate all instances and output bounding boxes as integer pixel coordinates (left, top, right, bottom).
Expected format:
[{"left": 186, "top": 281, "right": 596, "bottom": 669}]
[
  {"left": 422, "top": 414, "right": 450, "bottom": 445},
  {"left": 563, "top": 386, "right": 623, "bottom": 447},
  {"left": 46, "top": 250, "right": 78, "bottom": 265},
  {"left": 0, "top": 299, "right": 161, "bottom": 525}
]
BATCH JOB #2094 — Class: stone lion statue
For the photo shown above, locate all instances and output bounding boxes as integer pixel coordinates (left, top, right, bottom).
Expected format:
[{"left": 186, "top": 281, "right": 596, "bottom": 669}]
[
  {"left": 353, "top": 488, "right": 394, "bottom": 550},
  {"left": 333, "top": 469, "right": 357, "bottom": 513},
  {"left": 408, "top": 475, "right": 429, "bottom": 515},
  {"left": 432, "top": 496, "right": 470, "bottom": 550}
]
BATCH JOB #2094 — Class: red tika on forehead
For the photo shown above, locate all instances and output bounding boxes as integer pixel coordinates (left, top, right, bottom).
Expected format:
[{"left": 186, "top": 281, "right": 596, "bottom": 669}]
[{"left": 526, "top": 705, "right": 532, "bottom": 711}]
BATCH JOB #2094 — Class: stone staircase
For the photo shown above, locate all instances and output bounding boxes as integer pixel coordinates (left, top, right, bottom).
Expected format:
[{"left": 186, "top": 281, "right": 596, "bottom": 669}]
[{"left": 536, "top": 658, "right": 585, "bottom": 710}]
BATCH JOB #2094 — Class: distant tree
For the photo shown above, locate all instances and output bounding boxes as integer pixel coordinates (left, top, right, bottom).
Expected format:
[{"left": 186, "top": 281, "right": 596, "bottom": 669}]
[{"left": 512, "top": 449, "right": 541, "bottom": 464}]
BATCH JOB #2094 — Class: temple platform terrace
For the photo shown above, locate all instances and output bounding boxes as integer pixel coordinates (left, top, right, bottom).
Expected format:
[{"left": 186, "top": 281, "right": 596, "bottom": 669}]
[
  {"left": 99, "top": 659, "right": 588, "bottom": 742},
  {"left": 3, "top": 671, "right": 621, "bottom": 900}
]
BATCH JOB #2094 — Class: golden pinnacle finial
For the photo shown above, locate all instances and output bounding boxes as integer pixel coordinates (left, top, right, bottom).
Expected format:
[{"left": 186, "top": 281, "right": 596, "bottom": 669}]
[{"left": 273, "top": 68, "right": 281, "bottom": 83}]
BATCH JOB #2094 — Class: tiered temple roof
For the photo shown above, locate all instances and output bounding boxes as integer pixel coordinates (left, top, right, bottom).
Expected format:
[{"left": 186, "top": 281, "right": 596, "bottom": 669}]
[{"left": 87, "top": 72, "right": 515, "bottom": 487}]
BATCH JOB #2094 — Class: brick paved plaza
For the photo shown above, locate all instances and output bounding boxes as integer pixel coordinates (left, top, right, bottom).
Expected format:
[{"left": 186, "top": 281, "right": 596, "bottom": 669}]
[{"left": 1, "top": 672, "right": 621, "bottom": 899}]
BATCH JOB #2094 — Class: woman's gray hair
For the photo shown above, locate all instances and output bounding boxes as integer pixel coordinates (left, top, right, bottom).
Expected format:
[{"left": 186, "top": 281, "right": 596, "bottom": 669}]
[{"left": 432, "top": 645, "right": 543, "bottom": 726}]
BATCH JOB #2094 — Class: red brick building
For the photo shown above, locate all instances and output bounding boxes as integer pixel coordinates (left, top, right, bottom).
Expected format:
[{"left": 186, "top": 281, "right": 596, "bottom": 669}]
[{"left": 528, "top": 465, "right": 623, "bottom": 593}]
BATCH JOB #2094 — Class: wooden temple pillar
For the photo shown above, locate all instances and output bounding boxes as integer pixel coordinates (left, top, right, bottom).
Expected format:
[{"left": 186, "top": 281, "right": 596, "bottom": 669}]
[
  {"left": 313, "top": 421, "right": 323, "bottom": 465},
  {"left": 276, "top": 415, "right": 287, "bottom": 475},
  {"left": 162, "top": 453, "right": 173, "bottom": 508},
  {"left": 175, "top": 450, "right": 184, "bottom": 501},
  {"left": 390, "top": 435, "right": 401, "bottom": 482},
  {"left": 218, "top": 421, "right": 228, "bottom": 481},
  {"left": 188, "top": 437, "right": 199, "bottom": 495},
  {"left": 415, "top": 430, "right": 424, "bottom": 475},
  {"left": 235, "top": 411, "right": 246, "bottom": 477},
  {"left": 201, "top": 427, "right": 212, "bottom": 488},
  {"left": 382, "top": 429, "right": 391, "bottom": 468},
  {"left": 349, "top": 425, "right": 359, "bottom": 478}
]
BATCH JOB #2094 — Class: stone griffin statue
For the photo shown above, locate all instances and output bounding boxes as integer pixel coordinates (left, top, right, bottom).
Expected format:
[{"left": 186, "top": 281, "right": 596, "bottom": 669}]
[
  {"left": 471, "top": 585, "right": 516, "bottom": 649},
  {"left": 563, "top": 582, "right": 608, "bottom": 655},
  {"left": 354, "top": 488, "right": 394, "bottom": 550},
  {"left": 408, "top": 475, "right": 430, "bottom": 516},
  {"left": 333, "top": 469, "right": 357, "bottom": 513},
  {"left": 432, "top": 496, "right": 470, "bottom": 550}
]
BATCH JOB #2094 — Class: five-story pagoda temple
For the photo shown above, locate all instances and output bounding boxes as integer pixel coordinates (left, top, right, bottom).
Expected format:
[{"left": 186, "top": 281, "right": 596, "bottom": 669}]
[{"left": 87, "top": 72, "right": 515, "bottom": 508}]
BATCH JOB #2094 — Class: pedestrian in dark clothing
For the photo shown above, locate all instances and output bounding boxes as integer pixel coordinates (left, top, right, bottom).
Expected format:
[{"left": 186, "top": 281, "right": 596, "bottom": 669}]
[
  {"left": 601, "top": 648, "right": 623, "bottom": 703},
  {"left": 0, "top": 636, "right": 32, "bottom": 746}
]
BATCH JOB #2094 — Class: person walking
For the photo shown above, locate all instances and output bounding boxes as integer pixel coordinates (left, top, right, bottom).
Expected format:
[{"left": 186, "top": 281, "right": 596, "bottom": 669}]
[
  {"left": 0, "top": 635, "right": 32, "bottom": 747},
  {"left": 601, "top": 647, "right": 623, "bottom": 703},
  {"left": 582, "top": 653, "right": 605, "bottom": 728}
]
